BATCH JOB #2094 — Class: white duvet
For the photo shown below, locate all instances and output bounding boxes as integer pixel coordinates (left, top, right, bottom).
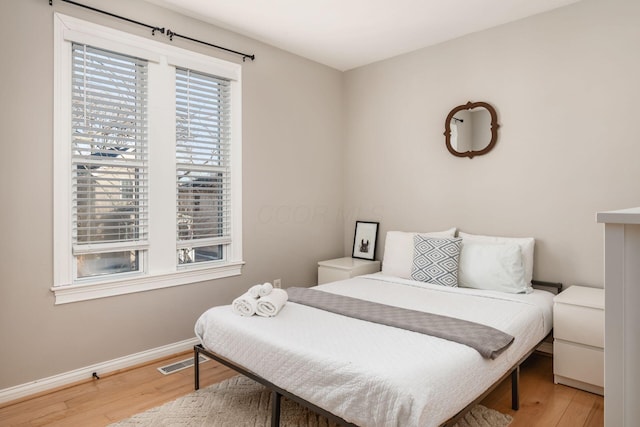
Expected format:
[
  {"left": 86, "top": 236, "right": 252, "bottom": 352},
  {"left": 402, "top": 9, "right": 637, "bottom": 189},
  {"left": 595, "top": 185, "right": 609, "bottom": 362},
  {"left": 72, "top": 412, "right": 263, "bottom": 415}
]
[{"left": 195, "top": 274, "right": 553, "bottom": 427}]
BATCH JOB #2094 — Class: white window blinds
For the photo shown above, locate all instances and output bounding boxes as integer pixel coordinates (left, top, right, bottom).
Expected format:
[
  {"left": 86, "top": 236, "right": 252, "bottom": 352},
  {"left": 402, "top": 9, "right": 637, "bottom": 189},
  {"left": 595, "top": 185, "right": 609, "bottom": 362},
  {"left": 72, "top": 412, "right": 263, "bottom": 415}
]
[
  {"left": 175, "top": 68, "right": 231, "bottom": 264},
  {"left": 54, "top": 14, "right": 243, "bottom": 301},
  {"left": 71, "top": 43, "right": 149, "bottom": 258}
]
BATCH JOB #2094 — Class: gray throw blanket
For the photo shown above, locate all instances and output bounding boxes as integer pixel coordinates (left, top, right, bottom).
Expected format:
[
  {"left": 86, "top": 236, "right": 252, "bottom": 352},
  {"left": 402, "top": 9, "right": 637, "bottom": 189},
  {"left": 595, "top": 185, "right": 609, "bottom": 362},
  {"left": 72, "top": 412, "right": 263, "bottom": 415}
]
[{"left": 287, "top": 287, "right": 514, "bottom": 359}]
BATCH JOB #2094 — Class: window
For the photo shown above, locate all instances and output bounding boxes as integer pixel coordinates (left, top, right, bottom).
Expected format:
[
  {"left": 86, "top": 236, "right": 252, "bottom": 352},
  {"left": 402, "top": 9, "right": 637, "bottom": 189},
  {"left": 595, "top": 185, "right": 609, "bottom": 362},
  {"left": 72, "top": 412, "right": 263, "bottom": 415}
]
[
  {"left": 71, "top": 44, "right": 149, "bottom": 279},
  {"left": 53, "top": 14, "right": 243, "bottom": 304},
  {"left": 175, "top": 69, "right": 231, "bottom": 266}
]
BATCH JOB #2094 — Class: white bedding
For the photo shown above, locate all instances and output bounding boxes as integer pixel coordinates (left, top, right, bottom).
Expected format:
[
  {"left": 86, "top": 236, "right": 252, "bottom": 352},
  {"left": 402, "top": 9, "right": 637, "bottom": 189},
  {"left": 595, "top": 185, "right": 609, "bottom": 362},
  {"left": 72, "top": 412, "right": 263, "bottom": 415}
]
[{"left": 195, "top": 274, "right": 554, "bottom": 427}]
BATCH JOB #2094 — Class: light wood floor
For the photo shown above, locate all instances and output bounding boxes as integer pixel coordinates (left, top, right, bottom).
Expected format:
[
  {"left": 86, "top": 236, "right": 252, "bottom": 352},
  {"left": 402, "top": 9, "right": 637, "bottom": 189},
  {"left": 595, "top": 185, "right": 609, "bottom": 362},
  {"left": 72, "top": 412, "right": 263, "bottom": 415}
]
[{"left": 0, "top": 352, "right": 603, "bottom": 426}]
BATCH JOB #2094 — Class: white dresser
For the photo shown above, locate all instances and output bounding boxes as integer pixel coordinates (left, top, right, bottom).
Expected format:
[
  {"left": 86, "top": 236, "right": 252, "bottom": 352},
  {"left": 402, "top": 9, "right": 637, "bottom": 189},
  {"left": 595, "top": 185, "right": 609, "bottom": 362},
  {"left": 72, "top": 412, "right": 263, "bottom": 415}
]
[
  {"left": 317, "top": 257, "right": 381, "bottom": 285},
  {"left": 553, "top": 285, "right": 604, "bottom": 395}
]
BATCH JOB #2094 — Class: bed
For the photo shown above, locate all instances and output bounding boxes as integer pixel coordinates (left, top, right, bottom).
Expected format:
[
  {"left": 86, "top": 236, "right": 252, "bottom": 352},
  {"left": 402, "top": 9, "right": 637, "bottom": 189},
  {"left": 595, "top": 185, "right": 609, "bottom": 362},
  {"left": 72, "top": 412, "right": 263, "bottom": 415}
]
[{"left": 194, "top": 230, "right": 559, "bottom": 427}]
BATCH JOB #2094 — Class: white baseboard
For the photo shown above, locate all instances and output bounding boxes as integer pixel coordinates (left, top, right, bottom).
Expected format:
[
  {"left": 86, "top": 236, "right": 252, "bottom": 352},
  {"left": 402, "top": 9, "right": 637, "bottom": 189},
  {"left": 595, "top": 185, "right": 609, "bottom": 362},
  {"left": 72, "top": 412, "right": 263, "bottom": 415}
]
[{"left": 0, "top": 337, "right": 199, "bottom": 406}]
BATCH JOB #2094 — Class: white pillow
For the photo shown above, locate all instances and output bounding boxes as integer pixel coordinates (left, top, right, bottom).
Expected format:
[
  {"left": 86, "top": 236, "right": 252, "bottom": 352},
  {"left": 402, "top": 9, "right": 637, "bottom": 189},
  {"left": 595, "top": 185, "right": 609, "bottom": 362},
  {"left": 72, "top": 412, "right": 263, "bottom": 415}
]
[
  {"left": 458, "top": 232, "right": 535, "bottom": 287},
  {"left": 458, "top": 242, "right": 528, "bottom": 293},
  {"left": 382, "top": 228, "right": 457, "bottom": 279}
]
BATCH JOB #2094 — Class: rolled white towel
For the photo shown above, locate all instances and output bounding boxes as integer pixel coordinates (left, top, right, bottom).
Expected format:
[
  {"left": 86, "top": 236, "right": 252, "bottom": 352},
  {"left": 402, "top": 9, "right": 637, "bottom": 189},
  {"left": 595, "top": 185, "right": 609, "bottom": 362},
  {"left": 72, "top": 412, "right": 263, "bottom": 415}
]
[
  {"left": 256, "top": 288, "right": 288, "bottom": 317},
  {"left": 248, "top": 284, "right": 263, "bottom": 299},
  {"left": 232, "top": 292, "right": 258, "bottom": 317},
  {"left": 259, "top": 282, "right": 274, "bottom": 297}
]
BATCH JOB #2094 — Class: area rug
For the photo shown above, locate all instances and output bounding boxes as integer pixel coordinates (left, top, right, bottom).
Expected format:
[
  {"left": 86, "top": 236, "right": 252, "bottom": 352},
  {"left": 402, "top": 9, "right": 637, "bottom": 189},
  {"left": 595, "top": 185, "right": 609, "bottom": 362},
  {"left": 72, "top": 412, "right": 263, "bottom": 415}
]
[{"left": 109, "top": 375, "right": 512, "bottom": 427}]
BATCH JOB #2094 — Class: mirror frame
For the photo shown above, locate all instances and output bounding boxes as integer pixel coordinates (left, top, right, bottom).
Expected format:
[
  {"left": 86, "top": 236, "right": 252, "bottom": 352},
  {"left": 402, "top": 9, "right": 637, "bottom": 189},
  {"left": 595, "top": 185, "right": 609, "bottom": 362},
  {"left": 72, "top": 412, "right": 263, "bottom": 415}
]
[{"left": 444, "top": 101, "right": 499, "bottom": 159}]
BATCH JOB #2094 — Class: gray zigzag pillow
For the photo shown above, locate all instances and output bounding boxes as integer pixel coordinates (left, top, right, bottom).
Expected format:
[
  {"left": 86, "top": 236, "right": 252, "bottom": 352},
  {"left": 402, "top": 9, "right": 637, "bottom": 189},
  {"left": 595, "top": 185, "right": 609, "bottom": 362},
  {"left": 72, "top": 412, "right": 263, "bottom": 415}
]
[{"left": 411, "top": 235, "right": 462, "bottom": 287}]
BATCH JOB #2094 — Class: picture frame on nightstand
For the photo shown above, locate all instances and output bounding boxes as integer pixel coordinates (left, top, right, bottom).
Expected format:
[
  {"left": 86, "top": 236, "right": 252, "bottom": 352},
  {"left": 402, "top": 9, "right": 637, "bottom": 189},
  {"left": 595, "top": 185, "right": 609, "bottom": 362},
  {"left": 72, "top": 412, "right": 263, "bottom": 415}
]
[{"left": 352, "top": 221, "right": 379, "bottom": 260}]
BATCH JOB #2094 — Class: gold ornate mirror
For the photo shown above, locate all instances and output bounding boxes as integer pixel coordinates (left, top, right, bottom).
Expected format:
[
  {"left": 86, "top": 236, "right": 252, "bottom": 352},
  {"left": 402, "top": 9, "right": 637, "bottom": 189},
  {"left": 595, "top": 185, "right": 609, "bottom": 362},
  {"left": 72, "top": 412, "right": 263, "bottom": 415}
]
[{"left": 444, "top": 101, "right": 499, "bottom": 159}]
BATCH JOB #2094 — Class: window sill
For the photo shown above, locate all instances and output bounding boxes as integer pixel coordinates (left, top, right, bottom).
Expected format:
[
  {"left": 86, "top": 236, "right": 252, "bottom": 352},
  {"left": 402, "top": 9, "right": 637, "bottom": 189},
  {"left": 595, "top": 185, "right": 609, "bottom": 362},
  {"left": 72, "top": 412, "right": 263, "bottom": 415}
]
[{"left": 51, "top": 261, "right": 244, "bottom": 304}]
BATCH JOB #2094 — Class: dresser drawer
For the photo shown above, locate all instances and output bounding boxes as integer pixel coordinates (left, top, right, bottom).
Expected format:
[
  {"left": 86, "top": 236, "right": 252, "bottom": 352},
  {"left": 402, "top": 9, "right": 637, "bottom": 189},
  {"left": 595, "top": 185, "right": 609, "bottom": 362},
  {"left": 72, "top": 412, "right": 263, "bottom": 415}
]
[
  {"left": 554, "top": 303, "right": 604, "bottom": 348},
  {"left": 554, "top": 340, "right": 604, "bottom": 388}
]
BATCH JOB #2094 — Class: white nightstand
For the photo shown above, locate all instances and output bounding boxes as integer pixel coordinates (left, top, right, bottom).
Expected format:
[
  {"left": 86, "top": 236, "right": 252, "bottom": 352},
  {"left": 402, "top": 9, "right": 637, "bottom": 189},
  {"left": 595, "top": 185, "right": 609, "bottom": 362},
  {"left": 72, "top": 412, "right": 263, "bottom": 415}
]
[
  {"left": 317, "top": 257, "right": 381, "bottom": 285},
  {"left": 553, "top": 285, "right": 604, "bottom": 395}
]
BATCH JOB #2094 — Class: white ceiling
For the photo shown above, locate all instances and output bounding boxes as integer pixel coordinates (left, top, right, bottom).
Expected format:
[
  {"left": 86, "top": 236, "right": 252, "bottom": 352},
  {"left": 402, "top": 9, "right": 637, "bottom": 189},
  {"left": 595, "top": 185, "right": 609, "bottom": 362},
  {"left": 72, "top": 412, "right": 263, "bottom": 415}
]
[{"left": 143, "top": 0, "right": 581, "bottom": 71}]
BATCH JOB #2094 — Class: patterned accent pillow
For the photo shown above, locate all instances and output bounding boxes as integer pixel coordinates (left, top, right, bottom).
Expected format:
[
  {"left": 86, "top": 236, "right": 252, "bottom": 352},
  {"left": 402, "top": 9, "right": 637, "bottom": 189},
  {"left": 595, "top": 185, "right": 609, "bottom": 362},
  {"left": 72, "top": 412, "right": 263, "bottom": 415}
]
[{"left": 411, "top": 235, "right": 462, "bottom": 287}]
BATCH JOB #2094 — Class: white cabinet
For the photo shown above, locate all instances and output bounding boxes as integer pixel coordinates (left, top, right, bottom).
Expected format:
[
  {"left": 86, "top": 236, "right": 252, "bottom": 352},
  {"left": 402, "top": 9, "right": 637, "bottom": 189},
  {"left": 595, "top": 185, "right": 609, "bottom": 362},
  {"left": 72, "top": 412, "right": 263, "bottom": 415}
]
[
  {"left": 597, "top": 207, "right": 640, "bottom": 427},
  {"left": 553, "top": 285, "right": 604, "bottom": 395},
  {"left": 317, "top": 257, "right": 381, "bottom": 285}
]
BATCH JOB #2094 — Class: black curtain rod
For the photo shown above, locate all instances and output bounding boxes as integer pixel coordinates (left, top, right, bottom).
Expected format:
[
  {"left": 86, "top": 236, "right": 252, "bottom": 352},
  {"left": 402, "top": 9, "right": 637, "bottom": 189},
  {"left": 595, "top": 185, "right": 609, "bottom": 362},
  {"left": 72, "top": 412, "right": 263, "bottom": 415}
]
[{"left": 49, "top": 0, "right": 256, "bottom": 62}]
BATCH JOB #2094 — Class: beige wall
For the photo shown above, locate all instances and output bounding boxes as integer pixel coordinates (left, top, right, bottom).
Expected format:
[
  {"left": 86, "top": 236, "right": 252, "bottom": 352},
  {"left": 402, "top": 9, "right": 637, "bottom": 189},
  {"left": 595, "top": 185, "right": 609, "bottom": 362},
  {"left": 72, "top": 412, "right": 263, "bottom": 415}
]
[
  {"left": 343, "top": 0, "right": 640, "bottom": 288},
  {"left": 0, "top": 0, "right": 344, "bottom": 389}
]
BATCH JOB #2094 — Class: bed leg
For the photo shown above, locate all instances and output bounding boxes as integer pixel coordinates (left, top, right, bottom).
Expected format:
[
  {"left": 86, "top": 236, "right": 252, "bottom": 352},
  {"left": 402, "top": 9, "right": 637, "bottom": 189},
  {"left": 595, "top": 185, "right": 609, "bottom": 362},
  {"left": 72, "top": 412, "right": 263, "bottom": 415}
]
[
  {"left": 271, "top": 390, "right": 282, "bottom": 427},
  {"left": 194, "top": 345, "right": 200, "bottom": 391},
  {"left": 511, "top": 365, "right": 520, "bottom": 410}
]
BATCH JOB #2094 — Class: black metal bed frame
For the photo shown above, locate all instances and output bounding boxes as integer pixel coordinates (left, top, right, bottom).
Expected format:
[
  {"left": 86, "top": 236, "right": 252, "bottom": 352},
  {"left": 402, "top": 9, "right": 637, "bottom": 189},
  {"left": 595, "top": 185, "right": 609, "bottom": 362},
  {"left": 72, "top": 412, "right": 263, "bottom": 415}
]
[
  {"left": 194, "top": 280, "right": 561, "bottom": 427},
  {"left": 195, "top": 344, "right": 357, "bottom": 427}
]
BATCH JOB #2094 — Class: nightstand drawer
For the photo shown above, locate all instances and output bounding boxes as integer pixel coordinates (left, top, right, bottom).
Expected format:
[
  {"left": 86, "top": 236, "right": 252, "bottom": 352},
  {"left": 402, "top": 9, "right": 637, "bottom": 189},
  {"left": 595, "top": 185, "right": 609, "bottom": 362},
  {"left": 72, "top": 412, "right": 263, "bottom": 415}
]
[
  {"left": 554, "top": 340, "right": 604, "bottom": 388},
  {"left": 318, "top": 267, "right": 351, "bottom": 284},
  {"left": 317, "top": 257, "right": 381, "bottom": 285},
  {"left": 554, "top": 303, "right": 604, "bottom": 348}
]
